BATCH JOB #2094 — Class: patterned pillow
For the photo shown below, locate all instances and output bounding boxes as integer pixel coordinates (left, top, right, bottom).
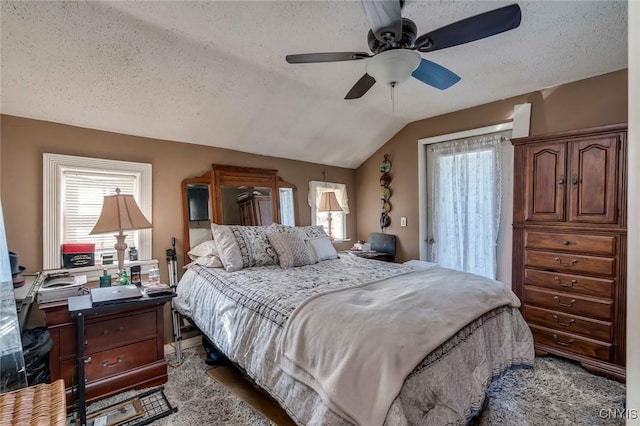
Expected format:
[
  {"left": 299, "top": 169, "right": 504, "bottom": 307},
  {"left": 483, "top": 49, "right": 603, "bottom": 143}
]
[
  {"left": 230, "top": 225, "right": 279, "bottom": 268},
  {"left": 211, "top": 224, "right": 280, "bottom": 271},
  {"left": 271, "top": 224, "right": 328, "bottom": 240},
  {"left": 266, "top": 232, "right": 316, "bottom": 269}
]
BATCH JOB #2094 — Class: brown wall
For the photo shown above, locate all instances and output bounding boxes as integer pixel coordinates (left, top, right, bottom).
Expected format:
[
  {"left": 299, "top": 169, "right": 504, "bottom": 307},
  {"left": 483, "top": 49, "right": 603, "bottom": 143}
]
[
  {"left": 0, "top": 115, "right": 356, "bottom": 274},
  {"left": 355, "top": 69, "right": 628, "bottom": 263}
]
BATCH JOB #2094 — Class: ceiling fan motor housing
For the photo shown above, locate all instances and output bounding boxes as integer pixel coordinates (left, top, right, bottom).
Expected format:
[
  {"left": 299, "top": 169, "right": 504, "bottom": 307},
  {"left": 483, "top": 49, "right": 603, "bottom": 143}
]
[{"left": 368, "top": 18, "right": 417, "bottom": 53}]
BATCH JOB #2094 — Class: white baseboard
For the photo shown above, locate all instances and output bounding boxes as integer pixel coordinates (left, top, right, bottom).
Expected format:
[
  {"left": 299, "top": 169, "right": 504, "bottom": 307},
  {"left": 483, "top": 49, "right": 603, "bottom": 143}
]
[{"left": 164, "top": 335, "right": 202, "bottom": 356}]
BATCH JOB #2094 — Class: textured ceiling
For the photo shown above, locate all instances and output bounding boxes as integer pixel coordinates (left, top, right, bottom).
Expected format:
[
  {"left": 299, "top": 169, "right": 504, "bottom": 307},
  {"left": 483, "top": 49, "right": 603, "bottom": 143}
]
[{"left": 0, "top": 1, "right": 628, "bottom": 168}]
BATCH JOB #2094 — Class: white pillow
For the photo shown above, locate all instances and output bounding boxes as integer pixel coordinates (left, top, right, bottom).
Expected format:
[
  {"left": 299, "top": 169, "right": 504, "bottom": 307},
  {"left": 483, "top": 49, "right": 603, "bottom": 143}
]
[
  {"left": 306, "top": 236, "right": 338, "bottom": 261},
  {"left": 211, "top": 224, "right": 244, "bottom": 272},
  {"left": 187, "top": 239, "right": 219, "bottom": 260},
  {"left": 193, "top": 255, "right": 224, "bottom": 268}
]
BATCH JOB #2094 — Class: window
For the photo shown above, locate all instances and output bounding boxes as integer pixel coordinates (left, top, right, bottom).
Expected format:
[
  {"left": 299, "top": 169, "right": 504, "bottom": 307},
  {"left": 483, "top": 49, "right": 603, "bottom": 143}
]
[
  {"left": 426, "top": 134, "right": 504, "bottom": 279},
  {"left": 308, "top": 181, "right": 349, "bottom": 241},
  {"left": 43, "top": 154, "right": 152, "bottom": 269}
]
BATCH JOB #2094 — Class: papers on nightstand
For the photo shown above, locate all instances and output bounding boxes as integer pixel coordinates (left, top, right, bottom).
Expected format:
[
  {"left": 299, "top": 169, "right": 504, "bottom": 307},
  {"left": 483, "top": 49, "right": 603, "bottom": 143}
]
[{"left": 37, "top": 274, "right": 87, "bottom": 303}]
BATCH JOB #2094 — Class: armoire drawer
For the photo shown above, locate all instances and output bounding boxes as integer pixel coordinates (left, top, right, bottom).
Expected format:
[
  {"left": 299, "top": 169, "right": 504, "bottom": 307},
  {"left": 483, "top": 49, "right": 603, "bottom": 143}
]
[
  {"left": 524, "top": 269, "right": 614, "bottom": 299},
  {"left": 524, "top": 250, "right": 615, "bottom": 276},
  {"left": 524, "top": 231, "right": 616, "bottom": 255},
  {"left": 58, "top": 310, "right": 158, "bottom": 357},
  {"left": 523, "top": 304, "right": 613, "bottom": 342},
  {"left": 523, "top": 286, "right": 613, "bottom": 321},
  {"left": 530, "top": 325, "right": 612, "bottom": 361}
]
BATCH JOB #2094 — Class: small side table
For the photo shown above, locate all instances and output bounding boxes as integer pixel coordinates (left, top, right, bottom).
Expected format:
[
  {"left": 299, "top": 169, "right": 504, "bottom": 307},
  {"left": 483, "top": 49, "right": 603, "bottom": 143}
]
[{"left": 67, "top": 292, "right": 174, "bottom": 426}]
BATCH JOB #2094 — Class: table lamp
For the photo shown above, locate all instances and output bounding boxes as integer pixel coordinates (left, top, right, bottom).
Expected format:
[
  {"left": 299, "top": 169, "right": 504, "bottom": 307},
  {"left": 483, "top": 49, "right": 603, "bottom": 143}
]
[
  {"left": 90, "top": 188, "right": 152, "bottom": 275},
  {"left": 318, "top": 191, "right": 343, "bottom": 240}
]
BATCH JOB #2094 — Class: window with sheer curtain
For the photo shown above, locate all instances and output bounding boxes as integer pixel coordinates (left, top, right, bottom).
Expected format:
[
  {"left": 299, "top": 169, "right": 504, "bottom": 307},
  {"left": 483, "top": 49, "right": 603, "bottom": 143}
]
[
  {"left": 308, "top": 181, "right": 349, "bottom": 241},
  {"left": 428, "top": 134, "right": 503, "bottom": 279},
  {"left": 43, "top": 154, "right": 152, "bottom": 269}
]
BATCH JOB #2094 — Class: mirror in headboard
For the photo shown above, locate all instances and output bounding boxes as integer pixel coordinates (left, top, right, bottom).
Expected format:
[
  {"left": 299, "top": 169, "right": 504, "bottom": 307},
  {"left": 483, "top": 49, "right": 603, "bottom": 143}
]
[{"left": 181, "top": 164, "right": 300, "bottom": 259}]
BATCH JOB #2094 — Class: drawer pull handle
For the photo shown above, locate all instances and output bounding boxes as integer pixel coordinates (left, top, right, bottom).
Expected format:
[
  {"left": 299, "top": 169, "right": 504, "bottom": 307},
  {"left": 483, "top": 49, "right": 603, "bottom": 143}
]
[
  {"left": 558, "top": 176, "right": 565, "bottom": 186},
  {"left": 101, "top": 356, "right": 123, "bottom": 368},
  {"left": 552, "top": 315, "right": 575, "bottom": 327},
  {"left": 102, "top": 330, "right": 108, "bottom": 336},
  {"left": 553, "top": 334, "right": 575, "bottom": 347},
  {"left": 554, "top": 296, "right": 576, "bottom": 308},
  {"left": 571, "top": 175, "right": 579, "bottom": 188},
  {"left": 561, "top": 240, "right": 573, "bottom": 246},
  {"left": 118, "top": 326, "right": 125, "bottom": 332},
  {"left": 554, "top": 276, "right": 577, "bottom": 288},
  {"left": 554, "top": 257, "right": 578, "bottom": 267},
  {"left": 84, "top": 356, "right": 92, "bottom": 364}
]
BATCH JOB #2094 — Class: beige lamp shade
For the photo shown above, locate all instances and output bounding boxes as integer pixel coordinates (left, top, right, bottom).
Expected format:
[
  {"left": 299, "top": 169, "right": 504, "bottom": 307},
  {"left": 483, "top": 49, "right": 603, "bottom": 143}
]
[
  {"left": 90, "top": 189, "right": 152, "bottom": 234},
  {"left": 318, "top": 191, "right": 343, "bottom": 213},
  {"left": 90, "top": 188, "right": 152, "bottom": 275}
]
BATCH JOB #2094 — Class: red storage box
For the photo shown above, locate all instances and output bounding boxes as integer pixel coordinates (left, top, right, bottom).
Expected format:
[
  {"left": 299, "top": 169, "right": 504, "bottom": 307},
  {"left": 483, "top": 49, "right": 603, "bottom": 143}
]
[{"left": 61, "top": 243, "right": 95, "bottom": 268}]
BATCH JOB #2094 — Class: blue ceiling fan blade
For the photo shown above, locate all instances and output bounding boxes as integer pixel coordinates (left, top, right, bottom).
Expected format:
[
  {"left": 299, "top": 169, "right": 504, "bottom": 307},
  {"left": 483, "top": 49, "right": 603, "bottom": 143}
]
[{"left": 411, "top": 58, "right": 461, "bottom": 90}]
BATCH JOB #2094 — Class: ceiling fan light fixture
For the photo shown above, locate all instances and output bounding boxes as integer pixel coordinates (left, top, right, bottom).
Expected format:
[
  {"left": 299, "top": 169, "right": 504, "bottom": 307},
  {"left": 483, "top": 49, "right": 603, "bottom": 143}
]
[{"left": 365, "top": 49, "right": 421, "bottom": 87}]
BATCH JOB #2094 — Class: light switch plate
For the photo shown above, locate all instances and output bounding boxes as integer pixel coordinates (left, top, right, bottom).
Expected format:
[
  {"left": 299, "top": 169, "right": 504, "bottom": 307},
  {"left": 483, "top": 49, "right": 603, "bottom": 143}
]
[{"left": 400, "top": 217, "right": 407, "bottom": 227}]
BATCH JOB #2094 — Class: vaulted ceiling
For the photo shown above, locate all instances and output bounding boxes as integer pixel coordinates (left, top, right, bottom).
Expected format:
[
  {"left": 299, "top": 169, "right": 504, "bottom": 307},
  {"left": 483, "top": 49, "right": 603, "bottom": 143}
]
[{"left": 0, "top": 1, "right": 628, "bottom": 168}]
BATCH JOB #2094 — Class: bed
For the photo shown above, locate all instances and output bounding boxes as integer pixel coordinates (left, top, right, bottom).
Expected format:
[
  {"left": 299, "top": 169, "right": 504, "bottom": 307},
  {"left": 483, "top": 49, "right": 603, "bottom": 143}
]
[{"left": 174, "top": 224, "right": 534, "bottom": 426}]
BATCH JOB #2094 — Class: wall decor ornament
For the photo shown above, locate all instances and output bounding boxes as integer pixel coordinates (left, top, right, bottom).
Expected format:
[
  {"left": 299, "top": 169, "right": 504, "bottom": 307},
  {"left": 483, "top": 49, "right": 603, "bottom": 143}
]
[{"left": 379, "top": 154, "right": 391, "bottom": 231}]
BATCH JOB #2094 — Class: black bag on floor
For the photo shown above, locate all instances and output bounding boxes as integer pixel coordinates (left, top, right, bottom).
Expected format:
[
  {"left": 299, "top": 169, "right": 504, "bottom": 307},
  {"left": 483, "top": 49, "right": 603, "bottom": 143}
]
[{"left": 21, "top": 327, "right": 52, "bottom": 385}]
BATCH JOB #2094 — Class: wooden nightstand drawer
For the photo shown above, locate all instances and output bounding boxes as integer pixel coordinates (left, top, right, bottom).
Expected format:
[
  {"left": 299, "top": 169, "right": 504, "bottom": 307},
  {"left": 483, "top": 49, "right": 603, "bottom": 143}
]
[
  {"left": 59, "top": 310, "right": 158, "bottom": 357},
  {"left": 524, "top": 250, "right": 615, "bottom": 276},
  {"left": 523, "top": 305, "right": 613, "bottom": 341},
  {"left": 61, "top": 339, "right": 159, "bottom": 385},
  {"left": 530, "top": 324, "right": 612, "bottom": 362},
  {"left": 523, "top": 287, "right": 613, "bottom": 321},
  {"left": 524, "top": 269, "right": 614, "bottom": 299},
  {"left": 524, "top": 231, "right": 616, "bottom": 255}
]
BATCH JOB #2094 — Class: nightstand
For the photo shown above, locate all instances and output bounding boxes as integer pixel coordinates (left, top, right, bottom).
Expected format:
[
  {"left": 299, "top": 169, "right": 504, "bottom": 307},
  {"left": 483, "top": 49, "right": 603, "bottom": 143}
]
[{"left": 40, "top": 294, "right": 171, "bottom": 415}]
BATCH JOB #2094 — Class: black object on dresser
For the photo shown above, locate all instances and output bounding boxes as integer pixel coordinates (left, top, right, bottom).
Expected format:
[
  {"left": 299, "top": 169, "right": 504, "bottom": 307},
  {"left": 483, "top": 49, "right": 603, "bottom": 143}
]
[{"left": 511, "top": 124, "right": 627, "bottom": 381}]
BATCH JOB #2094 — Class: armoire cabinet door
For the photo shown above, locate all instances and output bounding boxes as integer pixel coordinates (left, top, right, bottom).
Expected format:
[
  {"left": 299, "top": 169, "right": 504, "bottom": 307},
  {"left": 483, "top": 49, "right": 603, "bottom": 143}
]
[
  {"left": 525, "top": 142, "right": 566, "bottom": 222},
  {"left": 568, "top": 135, "right": 619, "bottom": 224}
]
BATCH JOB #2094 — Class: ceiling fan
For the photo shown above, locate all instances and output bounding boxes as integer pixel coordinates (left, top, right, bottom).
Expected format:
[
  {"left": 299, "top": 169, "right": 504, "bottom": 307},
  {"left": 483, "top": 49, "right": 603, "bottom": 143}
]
[{"left": 286, "top": 1, "right": 522, "bottom": 99}]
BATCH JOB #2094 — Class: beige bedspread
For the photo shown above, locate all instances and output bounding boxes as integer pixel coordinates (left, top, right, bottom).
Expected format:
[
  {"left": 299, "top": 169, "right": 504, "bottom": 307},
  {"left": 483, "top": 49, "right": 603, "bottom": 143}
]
[{"left": 279, "top": 266, "right": 521, "bottom": 426}]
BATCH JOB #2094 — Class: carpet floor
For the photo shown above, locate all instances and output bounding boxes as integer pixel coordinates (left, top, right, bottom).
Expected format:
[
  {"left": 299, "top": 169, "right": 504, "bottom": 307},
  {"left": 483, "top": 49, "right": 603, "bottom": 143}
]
[{"left": 87, "top": 346, "right": 625, "bottom": 425}]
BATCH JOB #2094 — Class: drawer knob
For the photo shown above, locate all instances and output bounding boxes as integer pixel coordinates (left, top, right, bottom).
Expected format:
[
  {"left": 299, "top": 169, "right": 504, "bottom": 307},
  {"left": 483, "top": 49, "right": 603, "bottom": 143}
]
[
  {"left": 554, "top": 296, "right": 576, "bottom": 308},
  {"left": 554, "top": 257, "right": 578, "bottom": 267},
  {"left": 118, "top": 326, "right": 125, "bottom": 332},
  {"left": 102, "top": 330, "right": 108, "bottom": 336},
  {"left": 552, "top": 314, "right": 576, "bottom": 327},
  {"left": 101, "top": 356, "right": 124, "bottom": 368},
  {"left": 561, "top": 240, "right": 573, "bottom": 246},
  {"left": 84, "top": 356, "right": 92, "bottom": 364},
  {"left": 552, "top": 334, "right": 575, "bottom": 347}
]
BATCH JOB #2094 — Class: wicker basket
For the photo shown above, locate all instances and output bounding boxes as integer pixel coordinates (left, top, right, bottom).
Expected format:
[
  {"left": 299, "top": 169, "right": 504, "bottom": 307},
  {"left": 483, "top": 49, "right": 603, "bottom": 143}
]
[{"left": 0, "top": 379, "right": 66, "bottom": 426}]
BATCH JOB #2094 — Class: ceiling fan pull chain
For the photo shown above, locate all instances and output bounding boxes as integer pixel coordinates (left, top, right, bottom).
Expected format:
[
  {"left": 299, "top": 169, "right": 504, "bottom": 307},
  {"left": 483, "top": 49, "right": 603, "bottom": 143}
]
[{"left": 391, "top": 82, "right": 395, "bottom": 112}]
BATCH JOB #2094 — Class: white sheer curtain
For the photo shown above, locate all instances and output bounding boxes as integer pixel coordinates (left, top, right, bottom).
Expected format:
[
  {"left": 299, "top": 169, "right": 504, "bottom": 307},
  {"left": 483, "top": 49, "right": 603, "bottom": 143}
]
[{"left": 429, "top": 134, "right": 503, "bottom": 279}]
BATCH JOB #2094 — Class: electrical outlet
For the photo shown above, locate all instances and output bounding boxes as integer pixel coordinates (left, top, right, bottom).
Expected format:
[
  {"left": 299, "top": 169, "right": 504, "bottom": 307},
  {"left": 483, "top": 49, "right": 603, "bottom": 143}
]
[{"left": 400, "top": 217, "right": 407, "bottom": 227}]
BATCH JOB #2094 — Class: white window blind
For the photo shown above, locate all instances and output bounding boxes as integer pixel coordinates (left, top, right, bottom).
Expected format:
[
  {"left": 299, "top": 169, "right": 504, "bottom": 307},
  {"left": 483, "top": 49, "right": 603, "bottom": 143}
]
[{"left": 62, "top": 171, "right": 138, "bottom": 256}]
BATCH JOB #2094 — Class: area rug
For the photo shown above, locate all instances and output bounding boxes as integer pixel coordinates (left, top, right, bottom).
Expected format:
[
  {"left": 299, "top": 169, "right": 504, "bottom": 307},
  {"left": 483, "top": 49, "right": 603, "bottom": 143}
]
[{"left": 87, "top": 346, "right": 625, "bottom": 425}]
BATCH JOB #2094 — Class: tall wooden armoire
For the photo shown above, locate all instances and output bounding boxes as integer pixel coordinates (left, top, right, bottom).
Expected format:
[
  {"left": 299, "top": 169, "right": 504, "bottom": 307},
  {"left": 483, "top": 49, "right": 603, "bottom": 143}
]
[{"left": 511, "top": 124, "right": 627, "bottom": 381}]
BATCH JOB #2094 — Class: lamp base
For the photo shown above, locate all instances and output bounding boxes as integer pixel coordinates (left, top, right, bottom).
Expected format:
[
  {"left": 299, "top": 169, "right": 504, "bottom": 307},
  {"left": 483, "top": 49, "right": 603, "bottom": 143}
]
[
  {"left": 326, "top": 212, "right": 334, "bottom": 240},
  {"left": 114, "top": 233, "right": 128, "bottom": 277}
]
